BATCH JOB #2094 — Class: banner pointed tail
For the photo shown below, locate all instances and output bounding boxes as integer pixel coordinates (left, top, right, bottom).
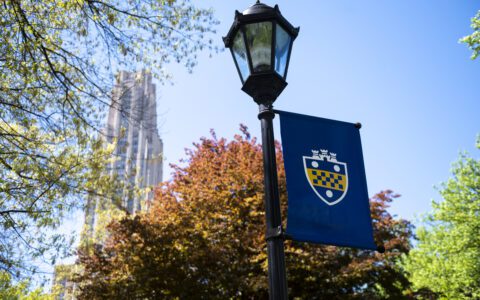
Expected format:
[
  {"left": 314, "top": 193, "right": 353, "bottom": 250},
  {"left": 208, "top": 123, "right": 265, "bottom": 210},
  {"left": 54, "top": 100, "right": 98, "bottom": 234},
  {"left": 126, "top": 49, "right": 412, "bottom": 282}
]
[{"left": 278, "top": 110, "right": 377, "bottom": 250}]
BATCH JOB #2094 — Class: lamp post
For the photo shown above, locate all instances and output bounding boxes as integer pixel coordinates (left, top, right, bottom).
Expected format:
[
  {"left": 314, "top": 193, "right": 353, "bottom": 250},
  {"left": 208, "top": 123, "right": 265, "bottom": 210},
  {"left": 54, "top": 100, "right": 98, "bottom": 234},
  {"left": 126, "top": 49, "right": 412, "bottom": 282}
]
[{"left": 223, "top": 2, "right": 298, "bottom": 299}]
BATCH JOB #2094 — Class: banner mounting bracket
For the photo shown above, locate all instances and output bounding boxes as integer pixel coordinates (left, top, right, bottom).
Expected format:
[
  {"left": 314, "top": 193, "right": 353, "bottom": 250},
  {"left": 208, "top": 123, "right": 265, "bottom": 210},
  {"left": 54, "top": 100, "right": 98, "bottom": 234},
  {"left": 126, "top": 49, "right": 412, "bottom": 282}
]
[{"left": 266, "top": 226, "right": 289, "bottom": 241}]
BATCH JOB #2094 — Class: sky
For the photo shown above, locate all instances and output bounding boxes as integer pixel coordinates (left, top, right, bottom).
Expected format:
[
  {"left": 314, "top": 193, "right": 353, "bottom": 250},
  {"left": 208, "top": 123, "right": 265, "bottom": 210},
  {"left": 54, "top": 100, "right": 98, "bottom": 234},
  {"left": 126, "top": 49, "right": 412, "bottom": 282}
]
[{"left": 156, "top": 0, "right": 479, "bottom": 223}]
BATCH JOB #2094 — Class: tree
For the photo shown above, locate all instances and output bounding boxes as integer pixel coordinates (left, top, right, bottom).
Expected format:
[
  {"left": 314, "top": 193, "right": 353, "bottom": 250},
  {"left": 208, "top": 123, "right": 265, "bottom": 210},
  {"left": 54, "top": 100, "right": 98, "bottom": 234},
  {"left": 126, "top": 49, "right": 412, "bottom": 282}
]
[
  {"left": 77, "top": 127, "right": 413, "bottom": 299},
  {"left": 0, "top": 0, "right": 217, "bottom": 277},
  {"left": 0, "top": 271, "right": 54, "bottom": 299},
  {"left": 460, "top": 10, "right": 480, "bottom": 60},
  {"left": 403, "top": 139, "right": 480, "bottom": 299}
]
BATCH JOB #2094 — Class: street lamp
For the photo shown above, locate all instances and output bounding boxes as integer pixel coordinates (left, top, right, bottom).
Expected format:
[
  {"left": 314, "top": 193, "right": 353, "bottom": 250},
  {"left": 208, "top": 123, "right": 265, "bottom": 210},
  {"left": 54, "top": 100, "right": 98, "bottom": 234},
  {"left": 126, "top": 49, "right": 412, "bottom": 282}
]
[
  {"left": 223, "top": 1, "right": 299, "bottom": 104},
  {"left": 223, "top": 2, "right": 298, "bottom": 300}
]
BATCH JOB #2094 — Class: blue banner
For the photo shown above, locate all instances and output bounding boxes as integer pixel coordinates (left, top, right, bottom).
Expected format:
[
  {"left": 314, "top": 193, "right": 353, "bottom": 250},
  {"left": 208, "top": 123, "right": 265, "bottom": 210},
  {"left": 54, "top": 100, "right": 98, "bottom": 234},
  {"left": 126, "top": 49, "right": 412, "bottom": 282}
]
[{"left": 278, "top": 111, "right": 377, "bottom": 250}]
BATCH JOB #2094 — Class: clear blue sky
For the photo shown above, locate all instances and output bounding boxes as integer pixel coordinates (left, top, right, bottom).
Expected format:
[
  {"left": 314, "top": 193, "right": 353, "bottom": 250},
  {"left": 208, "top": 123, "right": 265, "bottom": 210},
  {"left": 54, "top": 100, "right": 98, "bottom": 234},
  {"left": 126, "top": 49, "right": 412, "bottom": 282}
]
[{"left": 157, "top": 0, "right": 479, "bottom": 222}]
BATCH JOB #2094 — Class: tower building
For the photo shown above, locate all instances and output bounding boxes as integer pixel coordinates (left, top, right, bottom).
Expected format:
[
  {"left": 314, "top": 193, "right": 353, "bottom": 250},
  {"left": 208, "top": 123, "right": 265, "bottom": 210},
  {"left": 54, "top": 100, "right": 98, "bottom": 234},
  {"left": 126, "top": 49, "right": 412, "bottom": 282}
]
[
  {"left": 106, "top": 70, "right": 163, "bottom": 212},
  {"left": 84, "top": 70, "right": 163, "bottom": 241},
  {"left": 54, "top": 70, "right": 163, "bottom": 299}
]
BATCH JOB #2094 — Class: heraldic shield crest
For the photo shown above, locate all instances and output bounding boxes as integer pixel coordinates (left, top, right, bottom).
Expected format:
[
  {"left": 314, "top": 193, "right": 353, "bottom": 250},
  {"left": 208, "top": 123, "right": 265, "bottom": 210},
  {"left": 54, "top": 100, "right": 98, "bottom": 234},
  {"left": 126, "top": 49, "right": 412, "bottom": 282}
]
[{"left": 303, "top": 149, "right": 349, "bottom": 205}]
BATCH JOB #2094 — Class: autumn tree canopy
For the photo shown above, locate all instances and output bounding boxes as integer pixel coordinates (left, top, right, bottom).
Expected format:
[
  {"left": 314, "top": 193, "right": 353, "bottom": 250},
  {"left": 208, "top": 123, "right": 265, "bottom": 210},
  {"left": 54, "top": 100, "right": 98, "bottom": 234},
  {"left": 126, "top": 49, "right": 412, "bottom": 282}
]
[{"left": 77, "top": 127, "right": 414, "bottom": 299}]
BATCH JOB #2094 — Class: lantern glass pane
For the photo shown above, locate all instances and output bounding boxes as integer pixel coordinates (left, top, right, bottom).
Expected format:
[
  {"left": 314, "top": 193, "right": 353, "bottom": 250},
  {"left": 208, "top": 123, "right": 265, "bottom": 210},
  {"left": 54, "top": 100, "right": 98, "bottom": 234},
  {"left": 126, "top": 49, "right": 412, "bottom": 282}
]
[
  {"left": 232, "top": 30, "right": 250, "bottom": 82},
  {"left": 245, "top": 22, "right": 272, "bottom": 73},
  {"left": 274, "top": 24, "right": 291, "bottom": 77}
]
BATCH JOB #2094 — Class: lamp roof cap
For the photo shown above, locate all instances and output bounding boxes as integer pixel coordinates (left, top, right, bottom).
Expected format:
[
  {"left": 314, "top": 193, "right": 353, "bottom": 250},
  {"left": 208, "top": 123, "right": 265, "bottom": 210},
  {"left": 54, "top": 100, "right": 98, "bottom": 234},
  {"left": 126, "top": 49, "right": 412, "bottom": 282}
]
[
  {"left": 223, "top": 2, "right": 299, "bottom": 48},
  {"left": 242, "top": 2, "right": 274, "bottom": 15}
]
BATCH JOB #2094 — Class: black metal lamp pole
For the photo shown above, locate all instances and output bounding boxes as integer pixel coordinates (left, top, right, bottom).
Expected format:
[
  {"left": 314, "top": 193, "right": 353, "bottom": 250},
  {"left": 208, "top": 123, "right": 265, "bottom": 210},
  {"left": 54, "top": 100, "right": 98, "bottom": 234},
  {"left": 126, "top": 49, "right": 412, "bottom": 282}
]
[
  {"left": 223, "top": 2, "right": 298, "bottom": 299},
  {"left": 258, "top": 103, "right": 288, "bottom": 299}
]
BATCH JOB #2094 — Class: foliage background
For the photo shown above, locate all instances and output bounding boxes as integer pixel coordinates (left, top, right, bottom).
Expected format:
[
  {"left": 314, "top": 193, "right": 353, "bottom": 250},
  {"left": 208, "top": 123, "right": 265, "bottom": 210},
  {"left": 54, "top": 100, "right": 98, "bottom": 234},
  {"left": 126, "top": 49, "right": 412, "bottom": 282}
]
[
  {"left": 403, "top": 139, "right": 480, "bottom": 299},
  {"left": 0, "top": 0, "right": 217, "bottom": 280}
]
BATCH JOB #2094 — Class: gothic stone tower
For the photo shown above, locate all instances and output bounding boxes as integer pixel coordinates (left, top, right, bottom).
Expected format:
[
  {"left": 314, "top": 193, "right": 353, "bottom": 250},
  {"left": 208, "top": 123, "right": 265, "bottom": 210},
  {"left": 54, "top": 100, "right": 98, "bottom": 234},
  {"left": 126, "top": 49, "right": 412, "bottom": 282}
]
[
  {"left": 55, "top": 70, "right": 164, "bottom": 299},
  {"left": 84, "top": 70, "right": 163, "bottom": 241}
]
